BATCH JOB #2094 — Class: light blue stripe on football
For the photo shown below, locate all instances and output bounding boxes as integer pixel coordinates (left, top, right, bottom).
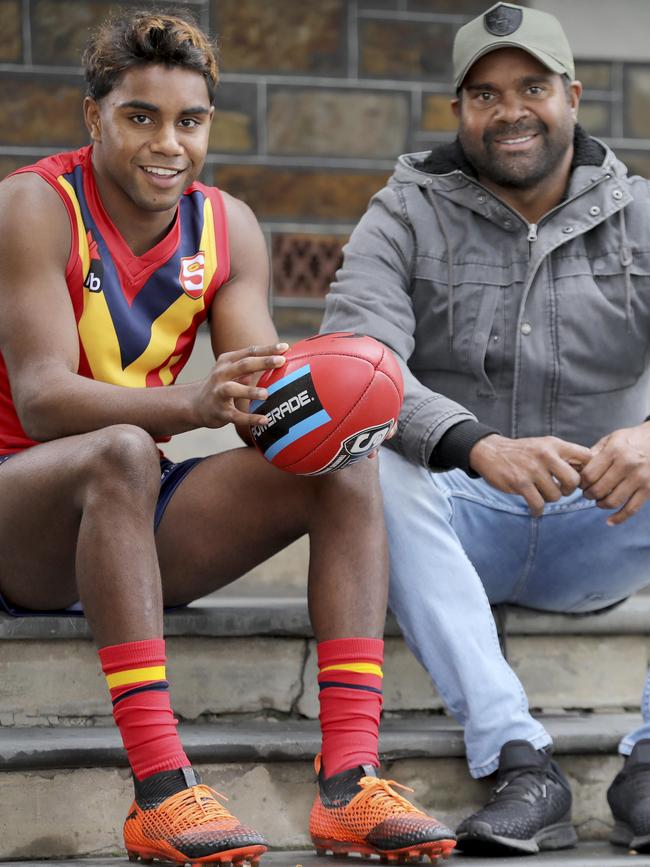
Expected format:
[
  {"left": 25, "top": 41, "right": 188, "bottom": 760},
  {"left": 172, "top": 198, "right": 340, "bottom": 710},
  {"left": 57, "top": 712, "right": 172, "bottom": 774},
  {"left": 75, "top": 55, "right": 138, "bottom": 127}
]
[
  {"left": 250, "top": 364, "right": 311, "bottom": 412},
  {"left": 264, "top": 408, "right": 332, "bottom": 461}
]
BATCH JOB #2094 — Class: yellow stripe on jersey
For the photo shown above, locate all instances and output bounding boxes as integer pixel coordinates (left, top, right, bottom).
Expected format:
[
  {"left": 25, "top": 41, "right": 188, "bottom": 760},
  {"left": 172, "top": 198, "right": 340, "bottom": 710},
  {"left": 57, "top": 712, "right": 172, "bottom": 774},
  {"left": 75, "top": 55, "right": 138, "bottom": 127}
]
[
  {"left": 78, "top": 282, "right": 128, "bottom": 383},
  {"left": 200, "top": 196, "right": 218, "bottom": 288},
  {"left": 105, "top": 665, "right": 167, "bottom": 689},
  {"left": 57, "top": 175, "right": 90, "bottom": 277},
  {"left": 319, "top": 663, "right": 384, "bottom": 678},
  {"left": 159, "top": 354, "right": 184, "bottom": 386}
]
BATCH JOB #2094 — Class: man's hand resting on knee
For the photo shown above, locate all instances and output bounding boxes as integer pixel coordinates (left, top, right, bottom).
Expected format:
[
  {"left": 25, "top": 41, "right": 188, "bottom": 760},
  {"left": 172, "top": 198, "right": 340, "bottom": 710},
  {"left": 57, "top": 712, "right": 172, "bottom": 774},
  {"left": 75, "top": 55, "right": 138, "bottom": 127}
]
[
  {"left": 580, "top": 422, "right": 650, "bottom": 525},
  {"left": 469, "top": 435, "right": 592, "bottom": 517}
]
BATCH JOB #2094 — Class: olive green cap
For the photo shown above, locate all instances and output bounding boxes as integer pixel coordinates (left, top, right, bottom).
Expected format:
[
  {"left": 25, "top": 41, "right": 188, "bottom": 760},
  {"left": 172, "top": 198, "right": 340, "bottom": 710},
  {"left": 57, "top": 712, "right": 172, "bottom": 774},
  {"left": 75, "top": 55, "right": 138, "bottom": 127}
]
[{"left": 453, "top": 2, "right": 575, "bottom": 90}]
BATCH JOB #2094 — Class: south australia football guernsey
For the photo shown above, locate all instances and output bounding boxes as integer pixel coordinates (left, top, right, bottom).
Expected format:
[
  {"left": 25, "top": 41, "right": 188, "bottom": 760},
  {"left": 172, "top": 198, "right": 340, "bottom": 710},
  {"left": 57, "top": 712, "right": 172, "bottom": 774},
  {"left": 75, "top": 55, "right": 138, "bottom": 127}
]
[{"left": 0, "top": 145, "right": 230, "bottom": 454}]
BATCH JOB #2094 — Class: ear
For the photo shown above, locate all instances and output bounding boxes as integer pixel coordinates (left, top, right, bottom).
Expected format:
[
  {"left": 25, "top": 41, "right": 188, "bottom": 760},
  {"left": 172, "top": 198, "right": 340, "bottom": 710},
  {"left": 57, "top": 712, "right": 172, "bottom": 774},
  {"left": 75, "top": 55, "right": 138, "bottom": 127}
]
[
  {"left": 451, "top": 96, "right": 460, "bottom": 119},
  {"left": 568, "top": 80, "right": 583, "bottom": 119},
  {"left": 84, "top": 97, "right": 102, "bottom": 142}
]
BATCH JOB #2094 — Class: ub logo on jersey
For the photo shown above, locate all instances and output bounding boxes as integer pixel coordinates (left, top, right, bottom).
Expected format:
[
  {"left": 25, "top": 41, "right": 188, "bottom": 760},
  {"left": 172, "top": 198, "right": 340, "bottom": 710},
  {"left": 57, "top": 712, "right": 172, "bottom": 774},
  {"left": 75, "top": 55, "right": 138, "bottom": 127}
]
[
  {"left": 84, "top": 230, "right": 103, "bottom": 292},
  {"left": 179, "top": 252, "right": 206, "bottom": 299}
]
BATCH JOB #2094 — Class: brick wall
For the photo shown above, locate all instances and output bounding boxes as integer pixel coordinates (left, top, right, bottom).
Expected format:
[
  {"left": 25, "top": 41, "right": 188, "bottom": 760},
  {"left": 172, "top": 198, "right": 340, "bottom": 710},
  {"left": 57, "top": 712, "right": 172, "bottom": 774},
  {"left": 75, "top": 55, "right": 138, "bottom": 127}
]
[{"left": 2, "top": 0, "right": 650, "bottom": 333}]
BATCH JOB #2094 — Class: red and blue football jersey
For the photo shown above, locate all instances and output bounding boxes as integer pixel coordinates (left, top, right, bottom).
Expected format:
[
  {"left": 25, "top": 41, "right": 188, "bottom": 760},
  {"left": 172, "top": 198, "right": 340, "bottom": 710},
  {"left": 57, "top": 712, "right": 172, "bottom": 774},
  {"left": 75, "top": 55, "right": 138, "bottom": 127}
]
[{"left": 0, "top": 145, "right": 230, "bottom": 453}]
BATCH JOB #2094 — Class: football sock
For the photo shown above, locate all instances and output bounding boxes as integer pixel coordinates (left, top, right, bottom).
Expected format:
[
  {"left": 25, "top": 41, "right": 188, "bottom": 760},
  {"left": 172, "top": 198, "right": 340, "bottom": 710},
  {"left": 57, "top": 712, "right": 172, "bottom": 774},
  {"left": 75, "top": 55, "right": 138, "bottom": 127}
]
[
  {"left": 317, "top": 637, "right": 384, "bottom": 778},
  {"left": 99, "top": 638, "right": 189, "bottom": 781}
]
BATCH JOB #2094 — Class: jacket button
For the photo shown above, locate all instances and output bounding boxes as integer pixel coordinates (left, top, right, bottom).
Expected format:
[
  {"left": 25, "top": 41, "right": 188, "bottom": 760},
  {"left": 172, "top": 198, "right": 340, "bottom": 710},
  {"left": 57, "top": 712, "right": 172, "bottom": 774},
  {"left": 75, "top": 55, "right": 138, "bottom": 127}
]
[
  {"left": 521, "top": 322, "right": 532, "bottom": 335},
  {"left": 562, "top": 226, "right": 574, "bottom": 234},
  {"left": 612, "top": 189, "right": 623, "bottom": 200},
  {"left": 503, "top": 219, "right": 513, "bottom": 229},
  {"left": 477, "top": 194, "right": 486, "bottom": 203},
  {"left": 590, "top": 206, "right": 601, "bottom": 216}
]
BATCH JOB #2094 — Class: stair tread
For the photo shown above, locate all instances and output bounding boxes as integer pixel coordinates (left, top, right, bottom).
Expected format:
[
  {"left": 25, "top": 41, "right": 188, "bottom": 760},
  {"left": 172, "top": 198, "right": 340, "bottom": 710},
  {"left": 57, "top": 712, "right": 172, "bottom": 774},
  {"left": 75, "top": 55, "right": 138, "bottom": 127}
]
[
  {"left": 1, "top": 594, "right": 649, "bottom": 640},
  {"left": 2, "top": 844, "right": 648, "bottom": 866},
  {"left": 1, "top": 712, "right": 640, "bottom": 770}
]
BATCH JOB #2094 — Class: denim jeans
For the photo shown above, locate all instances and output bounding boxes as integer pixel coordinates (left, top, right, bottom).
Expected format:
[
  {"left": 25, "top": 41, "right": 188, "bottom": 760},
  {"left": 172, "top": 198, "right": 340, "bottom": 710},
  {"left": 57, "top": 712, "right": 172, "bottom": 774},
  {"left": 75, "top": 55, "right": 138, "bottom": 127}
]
[{"left": 380, "top": 447, "right": 650, "bottom": 778}]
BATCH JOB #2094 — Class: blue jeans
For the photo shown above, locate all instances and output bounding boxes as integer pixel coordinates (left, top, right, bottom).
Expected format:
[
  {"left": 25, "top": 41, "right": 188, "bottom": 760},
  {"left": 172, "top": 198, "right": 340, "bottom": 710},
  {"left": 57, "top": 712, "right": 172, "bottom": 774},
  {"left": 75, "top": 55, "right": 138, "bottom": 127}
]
[{"left": 380, "top": 447, "right": 650, "bottom": 778}]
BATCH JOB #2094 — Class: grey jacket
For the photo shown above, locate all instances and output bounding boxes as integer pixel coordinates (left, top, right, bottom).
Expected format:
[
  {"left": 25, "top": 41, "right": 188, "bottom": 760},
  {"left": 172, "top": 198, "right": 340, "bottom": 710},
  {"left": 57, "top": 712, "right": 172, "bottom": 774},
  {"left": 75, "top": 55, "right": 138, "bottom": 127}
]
[{"left": 321, "top": 131, "right": 650, "bottom": 469}]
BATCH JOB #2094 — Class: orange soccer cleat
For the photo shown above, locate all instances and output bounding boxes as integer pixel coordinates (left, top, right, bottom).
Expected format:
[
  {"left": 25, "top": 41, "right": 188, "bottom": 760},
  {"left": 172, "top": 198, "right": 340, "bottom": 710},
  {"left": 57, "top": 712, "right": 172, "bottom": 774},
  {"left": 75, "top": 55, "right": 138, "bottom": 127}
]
[
  {"left": 309, "top": 756, "right": 456, "bottom": 863},
  {"left": 124, "top": 767, "right": 267, "bottom": 865}
]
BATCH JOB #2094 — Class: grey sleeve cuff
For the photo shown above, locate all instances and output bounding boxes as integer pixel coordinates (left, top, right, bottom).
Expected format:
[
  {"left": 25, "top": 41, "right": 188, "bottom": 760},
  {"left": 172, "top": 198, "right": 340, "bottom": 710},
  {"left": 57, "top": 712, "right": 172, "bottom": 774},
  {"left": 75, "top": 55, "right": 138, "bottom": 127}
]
[{"left": 429, "top": 420, "right": 500, "bottom": 477}]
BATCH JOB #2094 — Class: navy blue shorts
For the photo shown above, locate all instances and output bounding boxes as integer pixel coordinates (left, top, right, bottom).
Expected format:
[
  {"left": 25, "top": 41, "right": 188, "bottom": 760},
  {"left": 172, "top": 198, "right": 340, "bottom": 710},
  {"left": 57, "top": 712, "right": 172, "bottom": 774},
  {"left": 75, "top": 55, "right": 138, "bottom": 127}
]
[{"left": 0, "top": 453, "right": 203, "bottom": 616}]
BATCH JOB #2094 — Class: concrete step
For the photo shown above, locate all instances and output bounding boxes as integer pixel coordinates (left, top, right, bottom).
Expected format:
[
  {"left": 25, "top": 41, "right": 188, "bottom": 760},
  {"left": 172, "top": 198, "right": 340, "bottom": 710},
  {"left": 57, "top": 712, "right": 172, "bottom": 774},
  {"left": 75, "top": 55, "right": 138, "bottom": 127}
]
[
  {"left": 1, "top": 595, "right": 649, "bottom": 726},
  {"left": 0, "top": 714, "right": 641, "bottom": 857},
  {"left": 3, "top": 848, "right": 650, "bottom": 866}
]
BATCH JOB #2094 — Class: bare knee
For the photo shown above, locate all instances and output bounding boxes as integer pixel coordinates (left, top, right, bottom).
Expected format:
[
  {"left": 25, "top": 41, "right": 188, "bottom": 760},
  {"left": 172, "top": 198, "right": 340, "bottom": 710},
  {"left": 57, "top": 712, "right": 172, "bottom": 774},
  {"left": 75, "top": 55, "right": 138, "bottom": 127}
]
[
  {"left": 75, "top": 424, "right": 160, "bottom": 508},
  {"left": 309, "top": 456, "right": 384, "bottom": 524}
]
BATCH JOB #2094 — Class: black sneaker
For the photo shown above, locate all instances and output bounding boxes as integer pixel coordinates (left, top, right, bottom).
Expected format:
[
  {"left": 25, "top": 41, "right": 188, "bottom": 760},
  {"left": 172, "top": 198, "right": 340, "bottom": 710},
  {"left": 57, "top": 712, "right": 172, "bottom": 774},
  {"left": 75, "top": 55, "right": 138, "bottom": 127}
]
[
  {"left": 608, "top": 739, "right": 650, "bottom": 853},
  {"left": 456, "top": 740, "right": 578, "bottom": 856}
]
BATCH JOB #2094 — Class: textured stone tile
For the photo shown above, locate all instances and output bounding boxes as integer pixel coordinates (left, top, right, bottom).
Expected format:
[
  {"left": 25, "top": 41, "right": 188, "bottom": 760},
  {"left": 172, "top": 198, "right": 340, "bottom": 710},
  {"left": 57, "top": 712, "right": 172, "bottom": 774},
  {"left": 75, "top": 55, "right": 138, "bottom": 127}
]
[
  {"left": 359, "top": 19, "right": 453, "bottom": 81},
  {"left": 575, "top": 62, "right": 612, "bottom": 90},
  {"left": 0, "top": 0, "right": 21, "bottom": 62},
  {"left": 0, "top": 636, "right": 305, "bottom": 720},
  {"left": 509, "top": 635, "right": 645, "bottom": 711},
  {"left": 268, "top": 88, "right": 409, "bottom": 158},
  {"left": 422, "top": 92, "right": 456, "bottom": 132},
  {"left": 578, "top": 101, "right": 611, "bottom": 138},
  {"left": 212, "top": 0, "right": 346, "bottom": 75},
  {"left": 215, "top": 165, "right": 388, "bottom": 221},
  {"left": 624, "top": 65, "right": 650, "bottom": 139},
  {"left": 0, "top": 754, "right": 618, "bottom": 856},
  {"left": 272, "top": 232, "right": 346, "bottom": 299},
  {"left": 210, "top": 81, "right": 257, "bottom": 153},
  {"left": 0, "top": 77, "right": 87, "bottom": 146},
  {"left": 297, "top": 637, "right": 442, "bottom": 719}
]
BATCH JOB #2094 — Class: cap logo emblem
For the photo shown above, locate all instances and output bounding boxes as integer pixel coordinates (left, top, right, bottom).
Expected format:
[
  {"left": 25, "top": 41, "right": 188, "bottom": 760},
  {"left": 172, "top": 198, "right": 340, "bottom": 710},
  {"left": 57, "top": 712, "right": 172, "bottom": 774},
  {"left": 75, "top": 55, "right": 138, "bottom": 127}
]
[{"left": 484, "top": 5, "right": 523, "bottom": 36}]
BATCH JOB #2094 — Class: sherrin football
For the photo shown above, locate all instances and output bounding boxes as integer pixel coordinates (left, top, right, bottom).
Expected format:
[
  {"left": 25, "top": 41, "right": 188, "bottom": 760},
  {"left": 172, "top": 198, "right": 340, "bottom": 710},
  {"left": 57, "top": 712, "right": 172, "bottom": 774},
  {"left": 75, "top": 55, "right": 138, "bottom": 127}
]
[{"left": 249, "top": 332, "right": 404, "bottom": 475}]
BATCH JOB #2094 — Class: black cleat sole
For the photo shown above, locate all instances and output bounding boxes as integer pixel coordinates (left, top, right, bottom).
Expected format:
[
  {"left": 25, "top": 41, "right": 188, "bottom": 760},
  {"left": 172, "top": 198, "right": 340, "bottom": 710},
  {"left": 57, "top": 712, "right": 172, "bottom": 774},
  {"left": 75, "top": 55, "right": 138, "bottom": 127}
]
[{"left": 456, "top": 820, "right": 578, "bottom": 857}]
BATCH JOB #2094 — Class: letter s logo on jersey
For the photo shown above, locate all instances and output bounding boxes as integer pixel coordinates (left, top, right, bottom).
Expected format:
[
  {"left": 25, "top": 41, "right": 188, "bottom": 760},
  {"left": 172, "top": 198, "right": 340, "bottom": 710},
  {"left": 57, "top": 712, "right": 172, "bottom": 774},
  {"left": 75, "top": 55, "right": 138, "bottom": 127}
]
[{"left": 179, "top": 252, "right": 206, "bottom": 299}]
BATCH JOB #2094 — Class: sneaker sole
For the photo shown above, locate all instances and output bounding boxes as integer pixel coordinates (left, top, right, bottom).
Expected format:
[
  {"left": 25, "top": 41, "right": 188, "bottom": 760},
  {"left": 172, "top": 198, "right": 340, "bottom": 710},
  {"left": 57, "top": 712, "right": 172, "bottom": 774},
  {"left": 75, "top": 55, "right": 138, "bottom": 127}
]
[
  {"left": 312, "top": 835, "right": 456, "bottom": 862},
  {"left": 127, "top": 844, "right": 267, "bottom": 865},
  {"left": 610, "top": 820, "right": 650, "bottom": 854},
  {"left": 456, "top": 821, "right": 578, "bottom": 856}
]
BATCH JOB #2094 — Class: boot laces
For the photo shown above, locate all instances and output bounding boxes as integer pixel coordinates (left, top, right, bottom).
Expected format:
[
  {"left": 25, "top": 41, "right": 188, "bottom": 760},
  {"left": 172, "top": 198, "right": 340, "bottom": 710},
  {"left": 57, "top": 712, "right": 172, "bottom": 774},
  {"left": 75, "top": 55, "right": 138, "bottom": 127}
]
[
  {"left": 164, "top": 784, "right": 234, "bottom": 828},
  {"left": 354, "top": 776, "right": 424, "bottom": 816},
  {"left": 491, "top": 768, "right": 547, "bottom": 803}
]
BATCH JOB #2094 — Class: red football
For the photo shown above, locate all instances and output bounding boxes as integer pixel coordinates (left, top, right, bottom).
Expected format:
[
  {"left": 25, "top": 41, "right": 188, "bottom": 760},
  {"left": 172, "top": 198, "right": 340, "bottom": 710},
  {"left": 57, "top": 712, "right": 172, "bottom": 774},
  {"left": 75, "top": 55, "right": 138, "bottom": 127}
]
[{"left": 250, "top": 332, "right": 404, "bottom": 475}]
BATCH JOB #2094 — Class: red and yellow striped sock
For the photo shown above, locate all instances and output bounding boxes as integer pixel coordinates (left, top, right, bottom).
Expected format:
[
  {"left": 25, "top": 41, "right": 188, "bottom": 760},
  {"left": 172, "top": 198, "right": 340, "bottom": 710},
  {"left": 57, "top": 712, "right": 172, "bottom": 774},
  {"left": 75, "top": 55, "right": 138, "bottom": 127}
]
[
  {"left": 317, "top": 637, "right": 384, "bottom": 778},
  {"left": 99, "top": 638, "right": 189, "bottom": 781}
]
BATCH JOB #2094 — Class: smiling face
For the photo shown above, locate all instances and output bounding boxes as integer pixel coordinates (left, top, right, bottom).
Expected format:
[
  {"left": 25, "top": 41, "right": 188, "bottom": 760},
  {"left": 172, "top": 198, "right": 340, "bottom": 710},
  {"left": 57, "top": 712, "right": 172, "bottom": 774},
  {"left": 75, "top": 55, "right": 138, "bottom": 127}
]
[
  {"left": 84, "top": 63, "right": 213, "bottom": 221},
  {"left": 452, "top": 47, "right": 581, "bottom": 192}
]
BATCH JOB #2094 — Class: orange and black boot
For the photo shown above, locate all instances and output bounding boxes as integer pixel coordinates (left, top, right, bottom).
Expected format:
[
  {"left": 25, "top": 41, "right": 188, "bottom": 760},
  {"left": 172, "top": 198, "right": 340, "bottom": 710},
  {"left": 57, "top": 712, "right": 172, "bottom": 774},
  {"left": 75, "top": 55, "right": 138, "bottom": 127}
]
[
  {"left": 309, "top": 756, "right": 456, "bottom": 863},
  {"left": 124, "top": 767, "right": 267, "bottom": 865}
]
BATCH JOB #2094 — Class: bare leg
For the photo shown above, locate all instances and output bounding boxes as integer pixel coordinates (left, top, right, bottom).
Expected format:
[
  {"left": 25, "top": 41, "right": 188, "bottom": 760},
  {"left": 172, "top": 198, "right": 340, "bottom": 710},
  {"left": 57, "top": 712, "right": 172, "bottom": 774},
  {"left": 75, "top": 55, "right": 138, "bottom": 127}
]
[{"left": 155, "top": 446, "right": 388, "bottom": 640}]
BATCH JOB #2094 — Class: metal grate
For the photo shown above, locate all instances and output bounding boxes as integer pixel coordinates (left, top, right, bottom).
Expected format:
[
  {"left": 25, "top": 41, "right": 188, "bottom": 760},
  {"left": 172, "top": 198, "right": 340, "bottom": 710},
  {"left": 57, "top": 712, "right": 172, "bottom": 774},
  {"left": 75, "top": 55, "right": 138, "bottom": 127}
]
[{"left": 271, "top": 233, "right": 344, "bottom": 299}]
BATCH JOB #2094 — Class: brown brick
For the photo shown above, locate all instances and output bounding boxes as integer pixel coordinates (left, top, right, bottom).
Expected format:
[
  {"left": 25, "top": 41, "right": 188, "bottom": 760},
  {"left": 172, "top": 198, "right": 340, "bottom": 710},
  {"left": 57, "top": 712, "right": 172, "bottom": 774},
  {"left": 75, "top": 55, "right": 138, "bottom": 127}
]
[
  {"left": 31, "top": 0, "right": 200, "bottom": 66},
  {"left": 421, "top": 93, "right": 456, "bottom": 133},
  {"left": 407, "top": 0, "right": 506, "bottom": 13},
  {"left": 273, "top": 305, "right": 325, "bottom": 337},
  {"left": 577, "top": 101, "right": 610, "bottom": 138},
  {"left": 0, "top": 78, "right": 87, "bottom": 146},
  {"left": 214, "top": 165, "right": 389, "bottom": 222},
  {"left": 0, "top": 0, "right": 21, "bottom": 62},
  {"left": 0, "top": 155, "right": 34, "bottom": 179},
  {"left": 268, "top": 88, "right": 408, "bottom": 158},
  {"left": 31, "top": 0, "right": 113, "bottom": 65},
  {"left": 625, "top": 66, "right": 650, "bottom": 139},
  {"left": 210, "top": 81, "right": 257, "bottom": 154},
  {"left": 360, "top": 19, "right": 453, "bottom": 81},
  {"left": 212, "top": 0, "right": 346, "bottom": 75},
  {"left": 272, "top": 232, "right": 345, "bottom": 300},
  {"left": 617, "top": 151, "right": 650, "bottom": 179},
  {"left": 575, "top": 62, "right": 611, "bottom": 91}
]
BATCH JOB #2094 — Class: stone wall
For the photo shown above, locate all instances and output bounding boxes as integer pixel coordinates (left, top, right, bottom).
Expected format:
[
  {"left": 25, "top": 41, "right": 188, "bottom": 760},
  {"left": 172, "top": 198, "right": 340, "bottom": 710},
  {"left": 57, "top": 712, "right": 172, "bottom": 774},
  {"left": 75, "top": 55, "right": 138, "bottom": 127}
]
[{"left": 1, "top": 0, "right": 649, "bottom": 333}]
